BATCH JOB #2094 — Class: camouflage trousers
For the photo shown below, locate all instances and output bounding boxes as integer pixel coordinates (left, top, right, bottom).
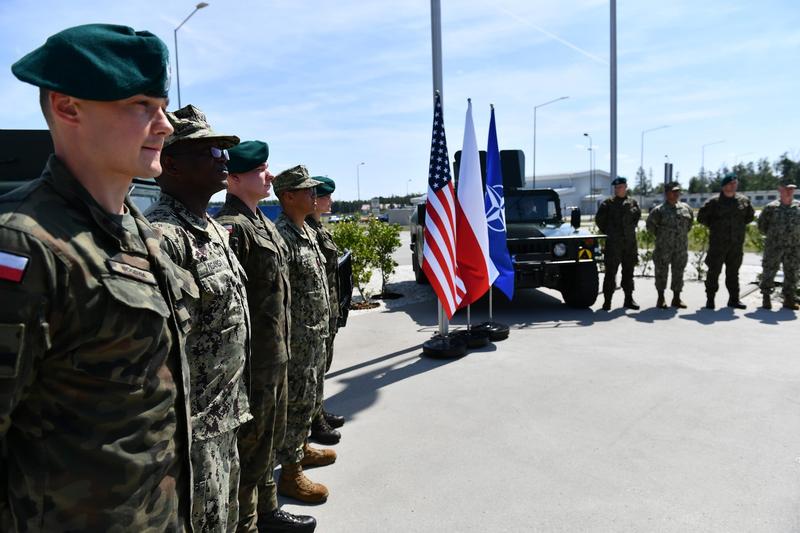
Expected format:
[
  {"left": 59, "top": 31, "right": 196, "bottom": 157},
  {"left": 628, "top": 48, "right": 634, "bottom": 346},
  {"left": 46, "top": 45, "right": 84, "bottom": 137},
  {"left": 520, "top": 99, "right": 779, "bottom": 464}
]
[
  {"left": 276, "top": 333, "right": 327, "bottom": 464},
  {"left": 191, "top": 430, "right": 240, "bottom": 533},
  {"left": 314, "top": 329, "right": 337, "bottom": 418},
  {"left": 236, "top": 362, "right": 288, "bottom": 532},
  {"left": 705, "top": 242, "right": 744, "bottom": 296},
  {"left": 653, "top": 245, "right": 688, "bottom": 292},
  {"left": 760, "top": 244, "right": 800, "bottom": 297}
]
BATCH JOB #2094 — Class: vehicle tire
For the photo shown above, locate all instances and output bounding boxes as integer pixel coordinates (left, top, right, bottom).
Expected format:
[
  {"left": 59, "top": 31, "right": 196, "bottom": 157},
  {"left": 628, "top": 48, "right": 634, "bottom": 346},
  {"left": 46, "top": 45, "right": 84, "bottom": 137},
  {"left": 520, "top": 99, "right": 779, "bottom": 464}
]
[
  {"left": 413, "top": 253, "right": 429, "bottom": 285},
  {"left": 560, "top": 262, "right": 599, "bottom": 308}
]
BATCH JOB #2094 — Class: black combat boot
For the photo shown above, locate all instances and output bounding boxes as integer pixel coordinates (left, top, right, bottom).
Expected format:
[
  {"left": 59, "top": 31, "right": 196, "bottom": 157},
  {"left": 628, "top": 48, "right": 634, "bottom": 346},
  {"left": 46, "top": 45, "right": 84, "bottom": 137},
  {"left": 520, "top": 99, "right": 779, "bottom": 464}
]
[
  {"left": 323, "top": 409, "right": 345, "bottom": 429},
  {"left": 671, "top": 292, "right": 687, "bottom": 309},
  {"left": 623, "top": 292, "right": 640, "bottom": 310},
  {"left": 762, "top": 294, "right": 771, "bottom": 310},
  {"left": 310, "top": 413, "right": 341, "bottom": 445},
  {"left": 258, "top": 508, "right": 317, "bottom": 532},
  {"left": 705, "top": 293, "right": 715, "bottom": 310},
  {"left": 602, "top": 293, "right": 612, "bottom": 311},
  {"left": 656, "top": 291, "right": 667, "bottom": 309},
  {"left": 727, "top": 293, "right": 746, "bottom": 309}
]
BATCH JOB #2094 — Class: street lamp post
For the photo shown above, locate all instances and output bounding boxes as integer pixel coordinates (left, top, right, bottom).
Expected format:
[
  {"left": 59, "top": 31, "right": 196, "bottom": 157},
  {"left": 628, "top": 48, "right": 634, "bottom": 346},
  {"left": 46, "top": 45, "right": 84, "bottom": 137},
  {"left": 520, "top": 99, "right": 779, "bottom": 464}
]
[
  {"left": 406, "top": 178, "right": 412, "bottom": 197},
  {"left": 356, "top": 162, "right": 365, "bottom": 201},
  {"left": 701, "top": 140, "right": 725, "bottom": 179},
  {"left": 174, "top": 2, "right": 209, "bottom": 108},
  {"left": 583, "top": 133, "right": 593, "bottom": 213},
  {"left": 533, "top": 96, "right": 569, "bottom": 187},
  {"left": 640, "top": 125, "right": 670, "bottom": 182}
]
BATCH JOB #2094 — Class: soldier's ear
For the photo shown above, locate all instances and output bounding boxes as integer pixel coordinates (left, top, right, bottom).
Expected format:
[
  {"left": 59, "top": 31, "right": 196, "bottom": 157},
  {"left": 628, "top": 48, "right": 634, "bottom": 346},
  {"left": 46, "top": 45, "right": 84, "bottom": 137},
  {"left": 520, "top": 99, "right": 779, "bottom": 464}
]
[
  {"left": 50, "top": 92, "right": 79, "bottom": 126},
  {"left": 160, "top": 153, "right": 181, "bottom": 176}
]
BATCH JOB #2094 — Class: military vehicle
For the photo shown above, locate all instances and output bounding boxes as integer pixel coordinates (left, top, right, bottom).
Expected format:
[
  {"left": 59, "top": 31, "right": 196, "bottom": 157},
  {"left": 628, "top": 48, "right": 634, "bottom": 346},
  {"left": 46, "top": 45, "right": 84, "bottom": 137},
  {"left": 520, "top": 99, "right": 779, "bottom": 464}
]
[{"left": 409, "top": 149, "right": 604, "bottom": 308}]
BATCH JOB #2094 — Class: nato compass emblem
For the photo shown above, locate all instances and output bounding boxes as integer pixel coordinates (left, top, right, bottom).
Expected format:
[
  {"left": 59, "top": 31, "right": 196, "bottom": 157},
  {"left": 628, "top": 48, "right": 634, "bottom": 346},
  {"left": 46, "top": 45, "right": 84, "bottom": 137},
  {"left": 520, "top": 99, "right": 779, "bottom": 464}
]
[{"left": 486, "top": 184, "right": 506, "bottom": 233}]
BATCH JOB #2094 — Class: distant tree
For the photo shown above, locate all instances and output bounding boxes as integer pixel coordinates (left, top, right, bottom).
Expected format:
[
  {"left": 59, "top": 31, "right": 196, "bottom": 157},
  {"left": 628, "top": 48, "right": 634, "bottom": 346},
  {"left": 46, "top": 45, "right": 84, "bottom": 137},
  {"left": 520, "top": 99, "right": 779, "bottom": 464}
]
[{"left": 632, "top": 166, "right": 650, "bottom": 195}]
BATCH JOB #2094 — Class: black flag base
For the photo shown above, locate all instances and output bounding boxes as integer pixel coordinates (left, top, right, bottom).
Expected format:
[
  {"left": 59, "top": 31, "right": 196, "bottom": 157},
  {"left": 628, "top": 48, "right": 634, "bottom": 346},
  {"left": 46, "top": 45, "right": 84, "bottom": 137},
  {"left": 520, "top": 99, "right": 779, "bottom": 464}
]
[
  {"left": 472, "top": 321, "right": 510, "bottom": 342},
  {"left": 451, "top": 328, "right": 491, "bottom": 349},
  {"left": 422, "top": 334, "right": 468, "bottom": 359}
]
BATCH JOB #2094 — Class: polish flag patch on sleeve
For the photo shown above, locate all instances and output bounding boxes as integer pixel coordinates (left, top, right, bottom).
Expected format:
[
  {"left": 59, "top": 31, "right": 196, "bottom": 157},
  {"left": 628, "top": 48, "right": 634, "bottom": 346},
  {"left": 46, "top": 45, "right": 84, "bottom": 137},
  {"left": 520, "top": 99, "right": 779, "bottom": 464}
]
[{"left": 0, "top": 251, "right": 29, "bottom": 283}]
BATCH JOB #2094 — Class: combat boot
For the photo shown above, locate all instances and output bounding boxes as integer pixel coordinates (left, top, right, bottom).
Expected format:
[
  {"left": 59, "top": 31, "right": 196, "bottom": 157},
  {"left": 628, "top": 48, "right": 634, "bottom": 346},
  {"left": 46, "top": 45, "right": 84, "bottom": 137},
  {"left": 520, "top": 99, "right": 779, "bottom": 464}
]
[
  {"left": 300, "top": 442, "right": 337, "bottom": 468},
  {"left": 727, "top": 299, "right": 746, "bottom": 309},
  {"left": 278, "top": 463, "right": 329, "bottom": 504},
  {"left": 602, "top": 294, "right": 612, "bottom": 311},
  {"left": 623, "top": 293, "right": 640, "bottom": 310},
  {"left": 671, "top": 292, "right": 687, "bottom": 309},
  {"left": 257, "top": 509, "right": 317, "bottom": 533},
  {"left": 705, "top": 293, "right": 715, "bottom": 310},
  {"left": 656, "top": 291, "right": 667, "bottom": 309},
  {"left": 762, "top": 294, "right": 772, "bottom": 310},
  {"left": 783, "top": 296, "right": 800, "bottom": 310},
  {"left": 323, "top": 409, "right": 345, "bottom": 429},
  {"left": 310, "top": 413, "right": 341, "bottom": 445}
]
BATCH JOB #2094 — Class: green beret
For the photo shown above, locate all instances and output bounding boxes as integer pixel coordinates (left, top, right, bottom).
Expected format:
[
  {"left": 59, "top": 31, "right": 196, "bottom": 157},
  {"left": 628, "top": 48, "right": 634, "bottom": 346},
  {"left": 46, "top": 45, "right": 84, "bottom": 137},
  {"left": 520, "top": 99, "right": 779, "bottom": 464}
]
[
  {"left": 164, "top": 105, "right": 239, "bottom": 149},
  {"left": 611, "top": 176, "right": 627, "bottom": 186},
  {"left": 273, "top": 165, "right": 321, "bottom": 194},
  {"left": 313, "top": 176, "right": 336, "bottom": 197},
  {"left": 720, "top": 173, "right": 737, "bottom": 186},
  {"left": 12, "top": 23, "right": 170, "bottom": 100},
  {"left": 228, "top": 141, "right": 269, "bottom": 174}
]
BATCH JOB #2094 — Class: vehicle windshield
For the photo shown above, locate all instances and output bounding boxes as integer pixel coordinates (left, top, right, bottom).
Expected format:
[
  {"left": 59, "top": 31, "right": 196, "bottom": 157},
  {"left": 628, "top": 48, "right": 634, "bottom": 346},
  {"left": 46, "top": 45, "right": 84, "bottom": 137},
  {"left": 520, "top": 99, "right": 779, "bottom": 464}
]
[{"left": 505, "top": 194, "right": 560, "bottom": 223}]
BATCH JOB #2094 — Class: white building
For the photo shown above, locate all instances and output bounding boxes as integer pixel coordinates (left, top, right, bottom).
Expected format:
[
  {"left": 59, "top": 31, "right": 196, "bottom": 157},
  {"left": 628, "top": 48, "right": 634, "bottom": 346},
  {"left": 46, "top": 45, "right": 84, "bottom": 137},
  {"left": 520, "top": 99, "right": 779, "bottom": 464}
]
[{"left": 525, "top": 170, "right": 612, "bottom": 215}]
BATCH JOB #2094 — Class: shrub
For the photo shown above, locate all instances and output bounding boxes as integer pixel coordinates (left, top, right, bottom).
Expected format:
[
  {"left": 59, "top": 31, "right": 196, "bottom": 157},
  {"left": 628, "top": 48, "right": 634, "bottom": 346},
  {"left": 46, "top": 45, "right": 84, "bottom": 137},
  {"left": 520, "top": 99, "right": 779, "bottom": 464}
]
[{"left": 331, "top": 220, "right": 375, "bottom": 301}]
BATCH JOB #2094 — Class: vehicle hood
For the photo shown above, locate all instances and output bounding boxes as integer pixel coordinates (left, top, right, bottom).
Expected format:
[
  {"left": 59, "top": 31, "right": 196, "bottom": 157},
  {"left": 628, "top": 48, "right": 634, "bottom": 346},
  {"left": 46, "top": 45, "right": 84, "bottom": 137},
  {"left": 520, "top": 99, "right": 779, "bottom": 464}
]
[{"left": 506, "top": 223, "right": 588, "bottom": 239}]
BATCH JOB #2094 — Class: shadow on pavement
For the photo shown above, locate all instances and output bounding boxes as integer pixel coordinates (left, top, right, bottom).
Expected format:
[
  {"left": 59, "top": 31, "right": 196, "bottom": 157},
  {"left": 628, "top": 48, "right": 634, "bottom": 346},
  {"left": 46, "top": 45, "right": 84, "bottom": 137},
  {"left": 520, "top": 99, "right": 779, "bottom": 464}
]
[
  {"left": 744, "top": 308, "right": 798, "bottom": 325},
  {"left": 678, "top": 307, "right": 739, "bottom": 325},
  {"left": 629, "top": 306, "right": 679, "bottom": 324}
]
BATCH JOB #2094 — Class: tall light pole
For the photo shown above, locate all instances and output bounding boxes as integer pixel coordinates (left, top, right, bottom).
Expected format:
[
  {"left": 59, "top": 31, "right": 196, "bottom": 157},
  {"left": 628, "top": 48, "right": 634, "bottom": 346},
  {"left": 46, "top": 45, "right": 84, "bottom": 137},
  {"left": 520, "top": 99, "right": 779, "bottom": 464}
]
[
  {"left": 356, "top": 161, "right": 365, "bottom": 201},
  {"left": 174, "top": 2, "right": 209, "bottom": 108},
  {"left": 533, "top": 96, "right": 569, "bottom": 187},
  {"left": 406, "top": 178, "right": 412, "bottom": 197},
  {"left": 701, "top": 140, "right": 725, "bottom": 179},
  {"left": 640, "top": 125, "right": 670, "bottom": 178},
  {"left": 610, "top": 0, "right": 618, "bottom": 183},
  {"left": 583, "top": 133, "right": 593, "bottom": 212}
]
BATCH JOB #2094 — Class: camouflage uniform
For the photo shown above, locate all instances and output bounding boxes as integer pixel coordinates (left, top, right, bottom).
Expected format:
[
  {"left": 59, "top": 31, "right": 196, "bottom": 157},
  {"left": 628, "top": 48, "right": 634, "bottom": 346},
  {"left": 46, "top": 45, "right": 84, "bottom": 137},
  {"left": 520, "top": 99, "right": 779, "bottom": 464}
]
[
  {"left": 214, "top": 194, "right": 291, "bottom": 531},
  {"left": 758, "top": 199, "right": 800, "bottom": 301},
  {"left": 0, "top": 157, "right": 194, "bottom": 531},
  {"left": 306, "top": 216, "right": 339, "bottom": 420},
  {"left": 646, "top": 200, "right": 694, "bottom": 293},
  {"left": 697, "top": 193, "right": 755, "bottom": 300},
  {"left": 146, "top": 192, "right": 252, "bottom": 533},
  {"left": 595, "top": 195, "right": 640, "bottom": 300},
  {"left": 274, "top": 213, "right": 330, "bottom": 465}
]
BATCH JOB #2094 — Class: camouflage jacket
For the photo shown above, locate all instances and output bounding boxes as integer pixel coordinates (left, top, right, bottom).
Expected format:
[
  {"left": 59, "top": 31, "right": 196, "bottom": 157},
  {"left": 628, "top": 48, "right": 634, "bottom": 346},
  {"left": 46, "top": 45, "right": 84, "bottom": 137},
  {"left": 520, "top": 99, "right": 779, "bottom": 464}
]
[
  {"left": 595, "top": 195, "right": 640, "bottom": 249},
  {"left": 274, "top": 214, "right": 330, "bottom": 340},
  {"left": 757, "top": 199, "right": 800, "bottom": 248},
  {"left": 146, "top": 193, "right": 252, "bottom": 442},
  {"left": 646, "top": 201, "right": 694, "bottom": 252},
  {"left": 306, "top": 216, "right": 340, "bottom": 328},
  {"left": 0, "top": 156, "right": 194, "bottom": 532},
  {"left": 215, "top": 194, "right": 291, "bottom": 372},
  {"left": 697, "top": 193, "right": 754, "bottom": 248}
]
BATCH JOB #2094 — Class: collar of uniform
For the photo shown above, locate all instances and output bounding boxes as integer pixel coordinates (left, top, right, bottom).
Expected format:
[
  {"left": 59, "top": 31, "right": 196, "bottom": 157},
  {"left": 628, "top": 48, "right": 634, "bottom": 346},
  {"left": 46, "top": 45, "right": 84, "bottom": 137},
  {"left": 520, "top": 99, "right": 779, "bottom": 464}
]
[
  {"left": 277, "top": 212, "right": 312, "bottom": 242},
  {"left": 157, "top": 192, "right": 212, "bottom": 238},
  {"left": 305, "top": 215, "right": 322, "bottom": 230},
  {"left": 42, "top": 155, "right": 148, "bottom": 254},
  {"left": 224, "top": 193, "right": 258, "bottom": 222}
]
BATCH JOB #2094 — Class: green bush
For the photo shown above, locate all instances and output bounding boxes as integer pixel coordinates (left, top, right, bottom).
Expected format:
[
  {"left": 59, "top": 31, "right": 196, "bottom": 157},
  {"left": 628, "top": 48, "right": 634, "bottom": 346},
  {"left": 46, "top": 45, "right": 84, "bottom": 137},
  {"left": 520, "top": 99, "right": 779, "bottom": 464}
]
[
  {"left": 745, "top": 222, "right": 764, "bottom": 254},
  {"left": 331, "top": 220, "right": 375, "bottom": 301},
  {"left": 636, "top": 228, "right": 655, "bottom": 276},
  {"left": 365, "top": 219, "right": 402, "bottom": 295},
  {"left": 688, "top": 222, "right": 709, "bottom": 280}
]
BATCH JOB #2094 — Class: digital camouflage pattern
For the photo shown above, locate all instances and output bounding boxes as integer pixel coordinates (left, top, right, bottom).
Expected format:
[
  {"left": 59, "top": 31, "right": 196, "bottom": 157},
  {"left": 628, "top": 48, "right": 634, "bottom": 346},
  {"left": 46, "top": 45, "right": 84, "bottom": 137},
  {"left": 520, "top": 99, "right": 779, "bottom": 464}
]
[
  {"left": 214, "top": 194, "right": 291, "bottom": 528},
  {"left": 0, "top": 156, "right": 194, "bottom": 532},
  {"left": 758, "top": 199, "right": 800, "bottom": 298},
  {"left": 307, "top": 216, "right": 339, "bottom": 382},
  {"left": 595, "top": 195, "right": 640, "bottom": 297},
  {"left": 145, "top": 192, "right": 252, "bottom": 532},
  {"left": 646, "top": 200, "right": 694, "bottom": 292},
  {"left": 190, "top": 431, "right": 240, "bottom": 533},
  {"left": 274, "top": 213, "right": 330, "bottom": 465},
  {"left": 697, "top": 193, "right": 755, "bottom": 296}
]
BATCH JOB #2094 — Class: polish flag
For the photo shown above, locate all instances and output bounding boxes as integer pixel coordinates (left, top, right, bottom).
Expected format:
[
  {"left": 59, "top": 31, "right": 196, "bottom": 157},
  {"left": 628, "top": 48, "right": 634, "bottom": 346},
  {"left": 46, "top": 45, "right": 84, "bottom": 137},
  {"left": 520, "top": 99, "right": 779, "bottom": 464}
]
[
  {"left": 456, "top": 99, "right": 496, "bottom": 306},
  {"left": 0, "top": 251, "right": 29, "bottom": 283}
]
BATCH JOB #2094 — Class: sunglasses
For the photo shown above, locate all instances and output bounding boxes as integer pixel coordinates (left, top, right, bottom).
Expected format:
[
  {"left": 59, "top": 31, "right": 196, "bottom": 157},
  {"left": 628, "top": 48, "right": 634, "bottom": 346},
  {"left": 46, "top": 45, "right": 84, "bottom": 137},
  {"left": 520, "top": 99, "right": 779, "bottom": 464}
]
[{"left": 170, "top": 145, "right": 230, "bottom": 161}]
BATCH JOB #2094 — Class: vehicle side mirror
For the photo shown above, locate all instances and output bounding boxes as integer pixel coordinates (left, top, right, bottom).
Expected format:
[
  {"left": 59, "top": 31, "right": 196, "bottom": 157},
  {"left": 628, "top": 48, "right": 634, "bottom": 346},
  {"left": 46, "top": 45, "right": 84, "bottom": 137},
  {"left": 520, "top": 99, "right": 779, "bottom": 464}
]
[{"left": 570, "top": 207, "right": 581, "bottom": 230}]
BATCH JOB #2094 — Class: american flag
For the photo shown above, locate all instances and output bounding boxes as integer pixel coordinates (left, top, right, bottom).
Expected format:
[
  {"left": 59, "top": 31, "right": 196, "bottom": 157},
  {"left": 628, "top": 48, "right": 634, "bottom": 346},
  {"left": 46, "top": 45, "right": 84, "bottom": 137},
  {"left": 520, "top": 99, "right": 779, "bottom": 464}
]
[{"left": 423, "top": 92, "right": 465, "bottom": 318}]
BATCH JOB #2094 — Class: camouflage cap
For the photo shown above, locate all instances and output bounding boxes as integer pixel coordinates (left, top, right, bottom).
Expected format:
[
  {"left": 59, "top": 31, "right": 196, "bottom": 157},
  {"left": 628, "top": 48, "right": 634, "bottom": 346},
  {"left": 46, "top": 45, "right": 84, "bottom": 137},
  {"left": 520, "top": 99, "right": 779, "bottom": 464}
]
[
  {"left": 666, "top": 180, "right": 682, "bottom": 192},
  {"left": 164, "top": 104, "right": 239, "bottom": 149},
  {"left": 273, "top": 165, "right": 321, "bottom": 194},
  {"left": 779, "top": 176, "right": 797, "bottom": 188}
]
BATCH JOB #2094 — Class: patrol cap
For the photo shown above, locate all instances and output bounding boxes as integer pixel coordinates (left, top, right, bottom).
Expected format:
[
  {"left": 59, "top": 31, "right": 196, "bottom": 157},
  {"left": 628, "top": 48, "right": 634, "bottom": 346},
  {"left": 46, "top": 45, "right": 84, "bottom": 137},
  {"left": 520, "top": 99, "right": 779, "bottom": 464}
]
[
  {"left": 611, "top": 176, "right": 627, "bottom": 186},
  {"left": 227, "top": 141, "right": 269, "bottom": 173},
  {"left": 314, "top": 176, "right": 336, "bottom": 197},
  {"left": 666, "top": 181, "right": 682, "bottom": 192},
  {"left": 273, "top": 165, "right": 321, "bottom": 194},
  {"left": 720, "top": 173, "right": 737, "bottom": 186},
  {"left": 779, "top": 176, "right": 797, "bottom": 188},
  {"left": 11, "top": 23, "right": 170, "bottom": 100},
  {"left": 164, "top": 104, "right": 239, "bottom": 149}
]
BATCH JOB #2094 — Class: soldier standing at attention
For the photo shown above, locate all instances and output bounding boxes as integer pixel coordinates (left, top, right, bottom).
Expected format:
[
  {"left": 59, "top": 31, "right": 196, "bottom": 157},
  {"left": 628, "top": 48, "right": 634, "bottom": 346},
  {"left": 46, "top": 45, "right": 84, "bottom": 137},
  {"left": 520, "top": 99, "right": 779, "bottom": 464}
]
[
  {"left": 646, "top": 181, "right": 694, "bottom": 309},
  {"left": 758, "top": 178, "right": 800, "bottom": 310},
  {"left": 214, "top": 141, "right": 317, "bottom": 533},
  {"left": 145, "top": 105, "right": 252, "bottom": 532},
  {"left": 698, "top": 173, "right": 755, "bottom": 309},
  {"left": 273, "top": 166, "right": 335, "bottom": 504},
  {"left": 596, "top": 176, "right": 641, "bottom": 310},
  {"left": 1, "top": 24, "right": 195, "bottom": 531},
  {"left": 306, "top": 176, "right": 346, "bottom": 445}
]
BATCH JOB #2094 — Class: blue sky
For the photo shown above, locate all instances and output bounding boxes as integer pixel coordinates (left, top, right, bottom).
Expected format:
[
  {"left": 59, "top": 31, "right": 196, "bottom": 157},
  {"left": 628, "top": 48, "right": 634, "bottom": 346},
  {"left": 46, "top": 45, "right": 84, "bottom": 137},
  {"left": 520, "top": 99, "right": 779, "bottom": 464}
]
[{"left": 1, "top": 0, "right": 798, "bottom": 201}]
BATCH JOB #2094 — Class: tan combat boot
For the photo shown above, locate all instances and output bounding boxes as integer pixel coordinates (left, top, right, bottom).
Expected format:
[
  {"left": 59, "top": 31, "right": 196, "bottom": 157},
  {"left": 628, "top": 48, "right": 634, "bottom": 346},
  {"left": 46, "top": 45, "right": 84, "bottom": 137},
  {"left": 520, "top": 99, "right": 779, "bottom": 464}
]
[
  {"left": 278, "top": 462, "right": 329, "bottom": 503},
  {"left": 300, "top": 442, "right": 337, "bottom": 468},
  {"left": 783, "top": 295, "right": 800, "bottom": 310}
]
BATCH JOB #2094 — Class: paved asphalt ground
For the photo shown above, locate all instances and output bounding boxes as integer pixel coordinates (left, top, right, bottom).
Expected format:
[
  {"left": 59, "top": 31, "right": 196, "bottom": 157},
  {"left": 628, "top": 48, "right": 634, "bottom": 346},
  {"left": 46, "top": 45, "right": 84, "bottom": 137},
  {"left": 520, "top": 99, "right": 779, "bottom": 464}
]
[{"left": 279, "top": 232, "right": 800, "bottom": 532}]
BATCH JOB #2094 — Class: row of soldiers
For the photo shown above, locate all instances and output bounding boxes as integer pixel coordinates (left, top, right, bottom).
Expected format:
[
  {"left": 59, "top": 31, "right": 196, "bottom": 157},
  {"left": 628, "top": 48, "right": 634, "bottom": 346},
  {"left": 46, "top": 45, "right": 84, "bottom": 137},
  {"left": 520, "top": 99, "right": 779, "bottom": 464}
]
[
  {"left": 596, "top": 174, "right": 800, "bottom": 311},
  {"left": 0, "top": 24, "right": 342, "bottom": 533}
]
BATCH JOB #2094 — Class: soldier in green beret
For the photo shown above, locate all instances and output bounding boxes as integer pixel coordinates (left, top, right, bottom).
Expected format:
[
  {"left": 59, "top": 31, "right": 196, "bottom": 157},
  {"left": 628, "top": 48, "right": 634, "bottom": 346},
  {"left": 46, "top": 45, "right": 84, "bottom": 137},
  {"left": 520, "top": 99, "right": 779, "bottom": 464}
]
[
  {"left": 305, "top": 176, "right": 346, "bottom": 445},
  {"left": 214, "top": 142, "right": 317, "bottom": 532},
  {"left": 145, "top": 105, "right": 253, "bottom": 532},
  {"left": 272, "top": 166, "right": 335, "bottom": 505},
  {"left": 1, "top": 24, "right": 194, "bottom": 531}
]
